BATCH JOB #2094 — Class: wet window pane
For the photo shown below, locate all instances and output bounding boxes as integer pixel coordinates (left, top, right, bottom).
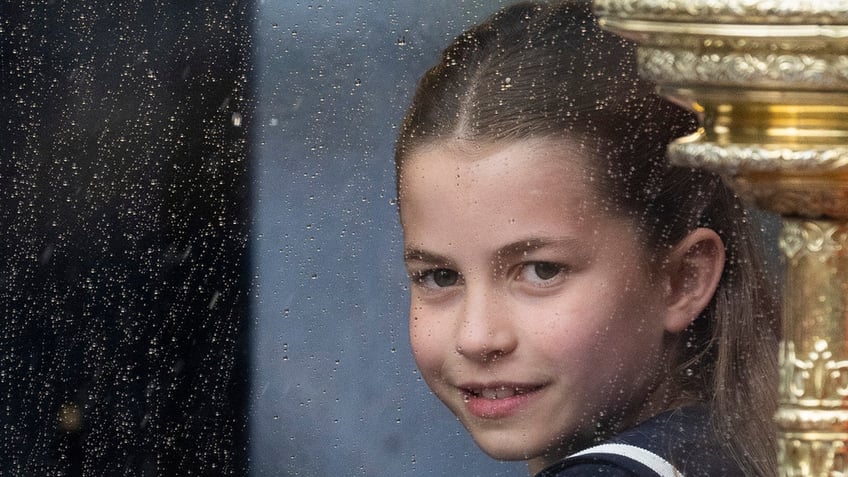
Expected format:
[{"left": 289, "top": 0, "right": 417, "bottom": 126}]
[{"left": 4, "top": 0, "right": 782, "bottom": 476}]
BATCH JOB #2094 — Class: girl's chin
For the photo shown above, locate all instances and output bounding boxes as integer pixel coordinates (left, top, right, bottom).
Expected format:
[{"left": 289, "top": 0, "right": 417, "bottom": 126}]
[
  {"left": 466, "top": 422, "right": 599, "bottom": 470},
  {"left": 475, "top": 442, "right": 539, "bottom": 462},
  {"left": 464, "top": 428, "right": 551, "bottom": 462}
]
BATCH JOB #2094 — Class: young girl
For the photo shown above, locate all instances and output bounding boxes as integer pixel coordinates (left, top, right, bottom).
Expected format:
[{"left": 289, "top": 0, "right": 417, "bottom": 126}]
[{"left": 395, "top": 1, "right": 779, "bottom": 476}]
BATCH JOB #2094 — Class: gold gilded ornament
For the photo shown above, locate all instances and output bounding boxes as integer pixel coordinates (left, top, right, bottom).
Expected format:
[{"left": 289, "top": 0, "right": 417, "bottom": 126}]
[{"left": 593, "top": 0, "right": 848, "bottom": 475}]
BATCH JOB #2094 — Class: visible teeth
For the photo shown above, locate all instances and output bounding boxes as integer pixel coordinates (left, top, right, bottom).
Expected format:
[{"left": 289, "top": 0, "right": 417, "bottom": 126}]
[{"left": 480, "top": 387, "right": 518, "bottom": 400}]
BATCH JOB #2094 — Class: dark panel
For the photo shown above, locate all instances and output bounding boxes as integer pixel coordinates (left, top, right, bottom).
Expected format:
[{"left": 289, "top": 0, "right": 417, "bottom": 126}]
[{"left": 1, "top": 1, "right": 253, "bottom": 475}]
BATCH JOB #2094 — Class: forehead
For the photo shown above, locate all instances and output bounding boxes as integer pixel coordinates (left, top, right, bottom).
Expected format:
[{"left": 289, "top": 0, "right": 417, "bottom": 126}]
[
  {"left": 397, "top": 139, "right": 603, "bottom": 234},
  {"left": 398, "top": 139, "right": 593, "bottom": 201}
]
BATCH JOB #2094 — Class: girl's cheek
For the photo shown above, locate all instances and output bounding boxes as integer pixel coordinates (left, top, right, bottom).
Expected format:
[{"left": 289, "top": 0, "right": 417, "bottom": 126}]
[
  {"left": 410, "top": 345, "right": 443, "bottom": 382},
  {"left": 409, "top": 316, "right": 434, "bottom": 356}
]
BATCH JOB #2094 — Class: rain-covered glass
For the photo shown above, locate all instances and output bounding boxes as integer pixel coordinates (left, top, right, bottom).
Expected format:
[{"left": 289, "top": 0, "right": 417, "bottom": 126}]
[{"left": 3, "top": 1, "right": 780, "bottom": 476}]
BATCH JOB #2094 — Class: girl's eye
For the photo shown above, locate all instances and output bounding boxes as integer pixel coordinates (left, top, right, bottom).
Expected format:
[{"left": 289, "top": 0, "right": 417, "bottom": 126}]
[
  {"left": 416, "top": 268, "right": 460, "bottom": 288},
  {"left": 518, "top": 262, "right": 564, "bottom": 283},
  {"left": 534, "top": 262, "right": 561, "bottom": 280}
]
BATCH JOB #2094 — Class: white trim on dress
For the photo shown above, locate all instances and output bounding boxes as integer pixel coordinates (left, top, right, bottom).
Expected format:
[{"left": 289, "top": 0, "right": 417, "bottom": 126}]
[{"left": 570, "top": 443, "right": 684, "bottom": 477}]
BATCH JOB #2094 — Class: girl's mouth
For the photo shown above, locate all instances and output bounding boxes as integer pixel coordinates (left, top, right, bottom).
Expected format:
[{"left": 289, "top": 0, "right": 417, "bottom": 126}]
[
  {"left": 465, "top": 385, "right": 542, "bottom": 400},
  {"left": 461, "top": 384, "right": 545, "bottom": 419}
]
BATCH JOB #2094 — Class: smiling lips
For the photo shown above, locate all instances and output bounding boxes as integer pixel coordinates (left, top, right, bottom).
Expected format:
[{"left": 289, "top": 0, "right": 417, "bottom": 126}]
[
  {"left": 461, "top": 384, "right": 545, "bottom": 418},
  {"left": 467, "top": 385, "right": 541, "bottom": 400}
]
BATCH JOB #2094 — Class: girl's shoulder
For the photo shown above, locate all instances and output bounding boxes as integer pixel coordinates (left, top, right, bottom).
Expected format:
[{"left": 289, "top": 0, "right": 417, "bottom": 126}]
[{"left": 535, "top": 406, "right": 744, "bottom": 477}]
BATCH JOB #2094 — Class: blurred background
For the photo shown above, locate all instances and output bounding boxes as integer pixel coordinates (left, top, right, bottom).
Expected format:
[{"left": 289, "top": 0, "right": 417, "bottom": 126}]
[{"left": 2, "top": 1, "right": 523, "bottom": 475}]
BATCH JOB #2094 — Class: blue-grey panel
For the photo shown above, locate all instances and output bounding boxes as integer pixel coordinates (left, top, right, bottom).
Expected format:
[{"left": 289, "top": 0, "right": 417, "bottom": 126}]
[{"left": 249, "top": 1, "right": 524, "bottom": 476}]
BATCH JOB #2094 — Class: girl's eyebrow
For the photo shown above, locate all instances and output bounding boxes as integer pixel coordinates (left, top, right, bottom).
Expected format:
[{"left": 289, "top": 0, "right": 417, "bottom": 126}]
[
  {"left": 404, "top": 238, "right": 585, "bottom": 265},
  {"left": 403, "top": 248, "right": 451, "bottom": 265},
  {"left": 495, "top": 237, "right": 584, "bottom": 260}
]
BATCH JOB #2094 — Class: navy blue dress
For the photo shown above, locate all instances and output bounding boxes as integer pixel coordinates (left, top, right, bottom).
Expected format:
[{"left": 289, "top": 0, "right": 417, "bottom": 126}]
[{"left": 534, "top": 407, "right": 744, "bottom": 476}]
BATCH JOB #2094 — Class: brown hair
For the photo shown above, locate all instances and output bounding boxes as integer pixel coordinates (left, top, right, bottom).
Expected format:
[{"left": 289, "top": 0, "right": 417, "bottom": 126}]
[{"left": 396, "top": 1, "right": 779, "bottom": 475}]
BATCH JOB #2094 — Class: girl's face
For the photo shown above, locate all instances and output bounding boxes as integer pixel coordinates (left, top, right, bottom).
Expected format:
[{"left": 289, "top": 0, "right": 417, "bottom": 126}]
[{"left": 399, "top": 139, "right": 679, "bottom": 473}]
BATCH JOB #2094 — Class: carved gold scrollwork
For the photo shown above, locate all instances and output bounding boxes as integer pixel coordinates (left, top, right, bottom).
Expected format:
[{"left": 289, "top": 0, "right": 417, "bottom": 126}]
[
  {"left": 780, "top": 220, "right": 848, "bottom": 260},
  {"left": 782, "top": 340, "right": 848, "bottom": 405},
  {"left": 777, "top": 219, "right": 848, "bottom": 476},
  {"left": 669, "top": 143, "right": 848, "bottom": 175},
  {"left": 594, "top": 0, "right": 848, "bottom": 23},
  {"left": 730, "top": 181, "right": 848, "bottom": 220},
  {"left": 778, "top": 437, "right": 848, "bottom": 477},
  {"left": 639, "top": 49, "right": 848, "bottom": 89}
]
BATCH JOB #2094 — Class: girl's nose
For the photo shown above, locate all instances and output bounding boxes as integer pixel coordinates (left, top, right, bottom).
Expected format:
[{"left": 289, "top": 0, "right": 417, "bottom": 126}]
[{"left": 455, "top": 287, "right": 517, "bottom": 362}]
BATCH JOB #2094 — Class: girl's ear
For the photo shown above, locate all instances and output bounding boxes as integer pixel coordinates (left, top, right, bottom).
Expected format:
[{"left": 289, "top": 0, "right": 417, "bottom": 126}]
[{"left": 661, "top": 227, "right": 726, "bottom": 333}]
